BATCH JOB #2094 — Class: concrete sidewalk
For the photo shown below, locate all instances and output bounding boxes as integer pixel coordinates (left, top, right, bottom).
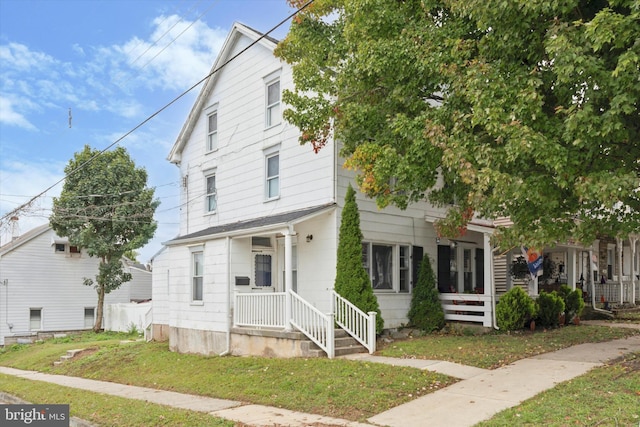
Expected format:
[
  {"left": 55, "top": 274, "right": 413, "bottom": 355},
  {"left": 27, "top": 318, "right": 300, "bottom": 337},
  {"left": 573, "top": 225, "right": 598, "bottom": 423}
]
[{"left": 1, "top": 330, "right": 639, "bottom": 427}]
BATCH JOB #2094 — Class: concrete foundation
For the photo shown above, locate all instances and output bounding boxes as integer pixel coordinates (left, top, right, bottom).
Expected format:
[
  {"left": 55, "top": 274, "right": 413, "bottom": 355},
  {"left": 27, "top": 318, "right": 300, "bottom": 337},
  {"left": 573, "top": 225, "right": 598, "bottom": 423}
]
[
  {"left": 151, "top": 324, "right": 170, "bottom": 342},
  {"left": 229, "top": 327, "right": 318, "bottom": 358},
  {"left": 169, "top": 326, "right": 227, "bottom": 356}
]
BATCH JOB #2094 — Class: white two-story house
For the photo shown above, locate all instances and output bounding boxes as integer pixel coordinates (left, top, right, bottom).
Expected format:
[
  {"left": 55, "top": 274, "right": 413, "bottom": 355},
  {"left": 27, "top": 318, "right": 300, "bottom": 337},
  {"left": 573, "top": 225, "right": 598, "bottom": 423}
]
[
  {"left": 0, "top": 224, "right": 152, "bottom": 346},
  {"left": 150, "top": 23, "right": 502, "bottom": 359}
]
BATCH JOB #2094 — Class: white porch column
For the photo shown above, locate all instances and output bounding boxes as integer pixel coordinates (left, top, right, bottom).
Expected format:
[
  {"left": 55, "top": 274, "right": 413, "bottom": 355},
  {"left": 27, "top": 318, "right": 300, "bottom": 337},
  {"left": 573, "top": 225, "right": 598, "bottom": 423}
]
[
  {"left": 589, "top": 249, "right": 597, "bottom": 307},
  {"left": 617, "top": 237, "right": 624, "bottom": 305},
  {"left": 284, "top": 226, "right": 294, "bottom": 331},
  {"left": 567, "top": 247, "right": 577, "bottom": 290},
  {"left": 631, "top": 236, "right": 638, "bottom": 305},
  {"left": 482, "top": 232, "right": 493, "bottom": 327}
]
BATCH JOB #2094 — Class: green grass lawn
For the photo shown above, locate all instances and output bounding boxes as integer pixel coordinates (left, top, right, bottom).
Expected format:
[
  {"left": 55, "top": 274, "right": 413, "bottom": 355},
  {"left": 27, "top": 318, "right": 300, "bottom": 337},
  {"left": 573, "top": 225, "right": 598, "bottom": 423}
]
[
  {"left": 0, "top": 332, "right": 453, "bottom": 422},
  {"left": 0, "top": 325, "right": 638, "bottom": 425},
  {"left": 476, "top": 351, "right": 640, "bottom": 427},
  {"left": 377, "top": 324, "right": 639, "bottom": 369}
]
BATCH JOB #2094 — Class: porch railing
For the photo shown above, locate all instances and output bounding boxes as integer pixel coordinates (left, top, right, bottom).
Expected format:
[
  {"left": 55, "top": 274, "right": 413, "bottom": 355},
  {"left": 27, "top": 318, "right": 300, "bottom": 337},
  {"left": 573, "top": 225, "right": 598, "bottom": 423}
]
[
  {"left": 439, "top": 293, "right": 493, "bottom": 327},
  {"left": 289, "top": 290, "right": 334, "bottom": 358},
  {"left": 331, "top": 291, "right": 376, "bottom": 354},
  {"left": 590, "top": 282, "right": 639, "bottom": 305},
  {"left": 234, "top": 292, "right": 287, "bottom": 328}
]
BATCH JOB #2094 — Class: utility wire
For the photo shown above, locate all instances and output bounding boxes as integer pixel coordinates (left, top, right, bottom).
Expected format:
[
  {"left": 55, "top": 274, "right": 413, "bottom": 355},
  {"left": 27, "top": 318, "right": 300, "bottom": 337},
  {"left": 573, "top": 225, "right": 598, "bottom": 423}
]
[{"left": 0, "top": 0, "right": 314, "bottom": 229}]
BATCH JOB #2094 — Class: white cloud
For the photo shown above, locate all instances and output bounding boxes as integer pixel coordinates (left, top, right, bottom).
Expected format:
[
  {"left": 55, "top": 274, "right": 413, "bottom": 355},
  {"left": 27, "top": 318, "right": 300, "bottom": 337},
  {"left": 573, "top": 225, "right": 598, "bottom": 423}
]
[
  {"left": 0, "top": 158, "right": 64, "bottom": 245},
  {"left": 119, "top": 15, "right": 226, "bottom": 91},
  {"left": 0, "top": 96, "right": 36, "bottom": 130}
]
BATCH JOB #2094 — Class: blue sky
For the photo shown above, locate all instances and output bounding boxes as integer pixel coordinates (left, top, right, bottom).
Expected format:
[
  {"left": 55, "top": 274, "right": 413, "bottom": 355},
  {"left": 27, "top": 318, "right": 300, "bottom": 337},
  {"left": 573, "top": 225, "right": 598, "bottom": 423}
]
[{"left": 0, "top": 0, "right": 296, "bottom": 263}]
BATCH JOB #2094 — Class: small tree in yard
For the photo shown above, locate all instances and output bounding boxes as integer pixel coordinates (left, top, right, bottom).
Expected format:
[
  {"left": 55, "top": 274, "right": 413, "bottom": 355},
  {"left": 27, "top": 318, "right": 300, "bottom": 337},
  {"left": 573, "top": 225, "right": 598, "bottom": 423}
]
[
  {"left": 408, "top": 255, "right": 445, "bottom": 332},
  {"left": 50, "top": 145, "right": 158, "bottom": 332},
  {"left": 335, "top": 184, "right": 383, "bottom": 334}
]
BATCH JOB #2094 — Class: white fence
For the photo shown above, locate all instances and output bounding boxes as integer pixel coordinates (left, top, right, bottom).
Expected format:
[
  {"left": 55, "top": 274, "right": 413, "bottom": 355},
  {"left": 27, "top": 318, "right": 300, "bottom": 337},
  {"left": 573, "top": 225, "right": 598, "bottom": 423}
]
[
  {"left": 439, "top": 293, "right": 493, "bottom": 327},
  {"left": 104, "top": 302, "right": 152, "bottom": 334},
  {"left": 332, "top": 291, "right": 376, "bottom": 354}
]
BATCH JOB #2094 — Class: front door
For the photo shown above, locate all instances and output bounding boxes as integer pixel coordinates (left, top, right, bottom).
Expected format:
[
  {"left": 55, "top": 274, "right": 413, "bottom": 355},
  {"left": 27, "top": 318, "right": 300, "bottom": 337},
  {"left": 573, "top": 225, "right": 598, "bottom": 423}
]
[{"left": 253, "top": 250, "right": 275, "bottom": 291}]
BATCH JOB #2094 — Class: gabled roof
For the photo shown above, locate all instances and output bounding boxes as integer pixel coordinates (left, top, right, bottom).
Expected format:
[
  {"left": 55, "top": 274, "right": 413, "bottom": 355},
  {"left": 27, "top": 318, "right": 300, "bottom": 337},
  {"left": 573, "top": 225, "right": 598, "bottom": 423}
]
[
  {"left": 165, "top": 203, "right": 336, "bottom": 246},
  {"left": 0, "top": 224, "right": 51, "bottom": 256},
  {"left": 167, "top": 22, "right": 280, "bottom": 164}
]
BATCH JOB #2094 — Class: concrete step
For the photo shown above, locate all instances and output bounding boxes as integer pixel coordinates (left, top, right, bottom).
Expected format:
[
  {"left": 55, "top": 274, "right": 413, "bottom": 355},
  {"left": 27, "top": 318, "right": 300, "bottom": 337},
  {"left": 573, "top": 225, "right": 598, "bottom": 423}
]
[{"left": 54, "top": 348, "right": 85, "bottom": 366}]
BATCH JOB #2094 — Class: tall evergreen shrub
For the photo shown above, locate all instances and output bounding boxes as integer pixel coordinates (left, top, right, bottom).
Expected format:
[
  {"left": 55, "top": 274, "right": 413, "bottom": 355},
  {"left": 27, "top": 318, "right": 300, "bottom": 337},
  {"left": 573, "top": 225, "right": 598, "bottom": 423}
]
[
  {"left": 335, "top": 185, "right": 383, "bottom": 333},
  {"left": 408, "top": 255, "right": 445, "bottom": 332}
]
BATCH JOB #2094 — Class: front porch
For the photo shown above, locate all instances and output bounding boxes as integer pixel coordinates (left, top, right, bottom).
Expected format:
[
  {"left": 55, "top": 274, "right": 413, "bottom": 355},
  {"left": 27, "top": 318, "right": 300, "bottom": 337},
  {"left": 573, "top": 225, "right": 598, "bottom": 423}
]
[{"left": 232, "top": 290, "right": 377, "bottom": 358}]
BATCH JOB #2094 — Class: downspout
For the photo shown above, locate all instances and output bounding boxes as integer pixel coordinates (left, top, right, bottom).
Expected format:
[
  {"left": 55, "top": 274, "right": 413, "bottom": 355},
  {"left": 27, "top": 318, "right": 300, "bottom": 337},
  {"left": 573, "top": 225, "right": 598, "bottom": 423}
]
[{"left": 219, "top": 236, "right": 232, "bottom": 356}]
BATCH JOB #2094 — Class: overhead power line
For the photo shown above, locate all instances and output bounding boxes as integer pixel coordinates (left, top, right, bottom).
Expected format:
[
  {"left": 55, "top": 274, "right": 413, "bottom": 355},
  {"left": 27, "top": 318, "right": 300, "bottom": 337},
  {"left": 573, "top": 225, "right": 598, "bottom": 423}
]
[{"left": 0, "top": 0, "right": 315, "bottom": 230}]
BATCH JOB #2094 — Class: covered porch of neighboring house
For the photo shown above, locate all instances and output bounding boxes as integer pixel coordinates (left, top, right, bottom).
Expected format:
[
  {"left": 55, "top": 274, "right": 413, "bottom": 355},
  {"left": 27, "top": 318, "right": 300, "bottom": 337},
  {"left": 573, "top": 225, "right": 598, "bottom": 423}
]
[
  {"left": 502, "top": 234, "right": 639, "bottom": 309},
  {"left": 428, "top": 218, "right": 497, "bottom": 329}
]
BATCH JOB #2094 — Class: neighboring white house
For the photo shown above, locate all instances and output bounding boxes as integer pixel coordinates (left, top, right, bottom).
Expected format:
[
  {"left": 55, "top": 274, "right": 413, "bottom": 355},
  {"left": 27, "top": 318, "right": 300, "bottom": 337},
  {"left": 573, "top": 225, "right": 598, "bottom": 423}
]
[{"left": 0, "top": 225, "right": 152, "bottom": 345}]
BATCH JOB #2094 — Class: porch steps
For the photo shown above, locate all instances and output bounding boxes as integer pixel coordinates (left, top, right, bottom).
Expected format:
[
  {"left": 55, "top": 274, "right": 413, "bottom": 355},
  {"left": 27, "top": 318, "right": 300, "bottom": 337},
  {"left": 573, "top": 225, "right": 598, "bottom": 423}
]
[{"left": 302, "top": 329, "right": 368, "bottom": 358}]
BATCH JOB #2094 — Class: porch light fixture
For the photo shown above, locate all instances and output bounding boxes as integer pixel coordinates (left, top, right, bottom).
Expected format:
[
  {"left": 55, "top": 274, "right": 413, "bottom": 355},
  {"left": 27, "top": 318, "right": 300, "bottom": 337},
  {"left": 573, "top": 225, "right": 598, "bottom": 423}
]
[
  {"left": 450, "top": 241, "right": 457, "bottom": 249},
  {"left": 306, "top": 234, "right": 313, "bottom": 242}
]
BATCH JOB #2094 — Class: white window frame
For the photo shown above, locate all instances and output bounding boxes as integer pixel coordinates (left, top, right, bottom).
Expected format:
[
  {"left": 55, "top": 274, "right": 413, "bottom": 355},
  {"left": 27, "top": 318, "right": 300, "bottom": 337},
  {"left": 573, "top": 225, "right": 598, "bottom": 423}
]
[
  {"left": 265, "top": 80, "right": 281, "bottom": 128},
  {"left": 362, "top": 242, "right": 412, "bottom": 293},
  {"left": 263, "top": 69, "right": 282, "bottom": 128},
  {"left": 30, "top": 308, "right": 42, "bottom": 331},
  {"left": 191, "top": 249, "right": 204, "bottom": 302},
  {"left": 264, "top": 144, "right": 280, "bottom": 201},
  {"left": 204, "top": 170, "right": 217, "bottom": 213},
  {"left": 207, "top": 110, "right": 218, "bottom": 152}
]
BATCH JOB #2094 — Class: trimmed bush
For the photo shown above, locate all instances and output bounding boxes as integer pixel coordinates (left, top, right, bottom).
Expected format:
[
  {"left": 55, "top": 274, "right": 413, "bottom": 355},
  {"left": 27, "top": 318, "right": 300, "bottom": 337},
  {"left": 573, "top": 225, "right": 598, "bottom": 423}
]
[
  {"left": 335, "top": 184, "right": 383, "bottom": 333},
  {"left": 408, "top": 255, "right": 445, "bottom": 332},
  {"left": 536, "top": 291, "right": 565, "bottom": 328},
  {"left": 558, "top": 285, "right": 585, "bottom": 324},
  {"left": 496, "top": 286, "right": 536, "bottom": 331}
]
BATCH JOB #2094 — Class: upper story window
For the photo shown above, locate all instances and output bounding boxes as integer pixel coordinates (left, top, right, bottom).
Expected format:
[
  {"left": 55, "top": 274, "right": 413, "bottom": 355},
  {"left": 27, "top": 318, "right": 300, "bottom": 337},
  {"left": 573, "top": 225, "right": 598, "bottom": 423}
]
[
  {"left": 266, "top": 153, "right": 280, "bottom": 200},
  {"left": 207, "top": 111, "right": 218, "bottom": 152},
  {"left": 265, "top": 79, "right": 281, "bottom": 128},
  {"left": 205, "top": 173, "right": 217, "bottom": 213},
  {"left": 54, "top": 242, "right": 81, "bottom": 257}
]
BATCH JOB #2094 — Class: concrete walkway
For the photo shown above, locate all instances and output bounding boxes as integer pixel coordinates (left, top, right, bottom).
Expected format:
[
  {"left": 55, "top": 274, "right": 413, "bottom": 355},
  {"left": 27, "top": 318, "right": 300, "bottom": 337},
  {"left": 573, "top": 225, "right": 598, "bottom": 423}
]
[{"left": 2, "top": 324, "right": 640, "bottom": 427}]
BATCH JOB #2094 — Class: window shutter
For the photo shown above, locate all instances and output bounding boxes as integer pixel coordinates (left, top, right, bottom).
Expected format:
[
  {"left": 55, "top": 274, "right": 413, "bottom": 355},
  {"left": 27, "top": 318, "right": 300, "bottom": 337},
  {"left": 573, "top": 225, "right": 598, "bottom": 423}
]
[
  {"left": 412, "top": 246, "right": 423, "bottom": 286},
  {"left": 437, "top": 245, "right": 451, "bottom": 292}
]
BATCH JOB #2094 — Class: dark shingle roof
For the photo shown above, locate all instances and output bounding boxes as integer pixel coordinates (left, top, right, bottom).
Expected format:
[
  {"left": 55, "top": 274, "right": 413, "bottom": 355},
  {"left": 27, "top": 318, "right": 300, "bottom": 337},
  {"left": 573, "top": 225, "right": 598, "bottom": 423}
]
[{"left": 166, "top": 203, "right": 336, "bottom": 245}]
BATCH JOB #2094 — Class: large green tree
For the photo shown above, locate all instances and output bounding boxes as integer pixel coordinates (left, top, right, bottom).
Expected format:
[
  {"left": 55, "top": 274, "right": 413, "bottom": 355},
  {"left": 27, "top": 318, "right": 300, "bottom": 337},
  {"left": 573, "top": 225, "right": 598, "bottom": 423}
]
[
  {"left": 277, "top": 0, "right": 640, "bottom": 248},
  {"left": 50, "top": 145, "right": 158, "bottom": 332},
  {"left": 335, "top": 184, "right": 383, "bottom": 333}
]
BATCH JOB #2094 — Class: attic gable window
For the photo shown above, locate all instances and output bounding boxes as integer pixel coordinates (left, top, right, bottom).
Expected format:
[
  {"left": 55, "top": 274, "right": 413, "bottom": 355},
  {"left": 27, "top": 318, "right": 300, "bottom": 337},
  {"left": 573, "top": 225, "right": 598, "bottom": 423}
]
[{"left": 55, "top": 243, "right": 66, "bottom": 253}]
